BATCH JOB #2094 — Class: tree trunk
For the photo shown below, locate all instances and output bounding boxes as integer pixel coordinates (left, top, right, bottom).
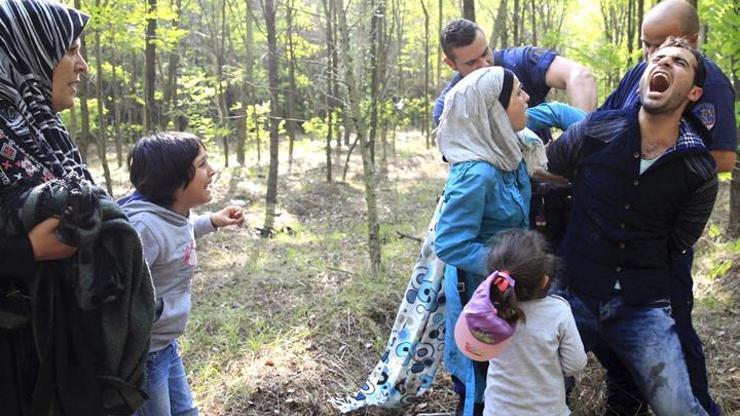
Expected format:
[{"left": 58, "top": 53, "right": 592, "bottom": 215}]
[
  {"left": 216, "top": 0, "right": 230, "bottom": 167},
  {"left": 160, "top": 0, "right": 183, "bottom": 130},
  {"left": 337, "top": 0, "right": 382, "bottom": 273},
  {"left": 144, "top": 0, "right": 158, "bottom": 132},
  {"left": 110, "top": 54, "right": 123, "bottom": 168},
  {"left": 436, "top": 0, "right": 442, "bottom": 90},
  {"left": 255, "top": 104, "right": 262, "bottom": 165},
  {"left": 368, "top": 0, "right": 385, "bottom": 164},
  {"left": 492, "top": 0, "right": 508, "bottom": 49},
  {"left": 626, "top": 0, "right": 635, "bottom": 65},
  {"left": 513, "top": 0, "right": 520, "bottom": 45},
  {"left": 729, "top": 56, "right": 740, "bottom": 238},
  {"left": 462, "top": 0, "right": 475, "bottom": 21},
  {"left": 331, "top": 0, "right": 342, "bottom": 167},
  {"left": 420, "top": 0, "right": 430, "bottom": 149},
  {"left": 285, "top": 0, "right": 298, "bottom": 169},
  {"left": 322, "top": 0, "right": 334, "bottom": 182},
  {"left": 261, "top": 0, "right": 280, "bottom": 236},
  {"left": 94, "top": 18, "right": 113, "bottom": 195},
  {"left": 72, "top": 0, "right": 91, "bottom": 161},
  {"left": 530, "top": 0, "right": 537, "bottom": 45},
  {"left": 238, "top": 0, "right": 255, "bottom": 166}
]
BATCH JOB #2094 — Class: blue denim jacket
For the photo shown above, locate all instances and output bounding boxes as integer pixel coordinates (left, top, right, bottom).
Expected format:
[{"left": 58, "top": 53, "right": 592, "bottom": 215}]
[{"left": 434, "top": 160, "right": 530, "bottom": 413}]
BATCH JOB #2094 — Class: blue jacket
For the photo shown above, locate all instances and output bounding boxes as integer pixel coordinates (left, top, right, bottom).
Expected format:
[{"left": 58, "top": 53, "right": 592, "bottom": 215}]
[
  {"left": 547, "top": 104, "right": 718, "bottom": 304},
  {"left": 434, "top": 160, "right": 530, "bottom": 413}
]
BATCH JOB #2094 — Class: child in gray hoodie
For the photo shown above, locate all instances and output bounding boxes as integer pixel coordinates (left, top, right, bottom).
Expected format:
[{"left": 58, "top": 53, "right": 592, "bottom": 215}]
[{"left": 120, "top": 132, "right": 244, "bottom": 416}]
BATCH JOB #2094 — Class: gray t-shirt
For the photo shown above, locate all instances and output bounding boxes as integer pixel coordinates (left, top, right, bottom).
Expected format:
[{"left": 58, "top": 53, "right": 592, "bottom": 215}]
[
  {"left": 484, "top": 295, "right": 586, "bottom": 416},
  {"left": 122, "top": 199, "right": 216, "bottom": 352}
]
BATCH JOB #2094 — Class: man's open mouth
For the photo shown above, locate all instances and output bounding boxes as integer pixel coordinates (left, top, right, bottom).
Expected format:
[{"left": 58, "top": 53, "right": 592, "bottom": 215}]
[{"left": 649, "top": 72, "right": 670, "bottom": 93}]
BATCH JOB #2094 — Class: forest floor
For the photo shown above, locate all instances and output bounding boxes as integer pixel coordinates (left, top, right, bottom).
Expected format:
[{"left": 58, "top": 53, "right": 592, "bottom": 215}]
[{"left": 98, "top": 132, "right": 739, "bottom": 416}]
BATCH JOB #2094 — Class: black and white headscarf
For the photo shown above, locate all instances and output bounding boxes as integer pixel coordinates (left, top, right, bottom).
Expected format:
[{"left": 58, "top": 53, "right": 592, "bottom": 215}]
[{"left": 0, "top": 0, "right": 91, "bottom": 181}]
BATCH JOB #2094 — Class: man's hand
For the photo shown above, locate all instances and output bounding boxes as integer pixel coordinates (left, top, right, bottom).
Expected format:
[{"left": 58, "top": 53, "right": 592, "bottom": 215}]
[
  {"left": 210, "top": 206, "right": 245, "bottom": 228},
  {"left": 29, "top": 217, "right": 76, "bottom": 261}
]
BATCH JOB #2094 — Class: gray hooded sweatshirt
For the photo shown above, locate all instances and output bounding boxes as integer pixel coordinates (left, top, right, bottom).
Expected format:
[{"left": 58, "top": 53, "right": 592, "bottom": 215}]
[{"left": 121, "top": 199, "right": 216, "bottom": 352}]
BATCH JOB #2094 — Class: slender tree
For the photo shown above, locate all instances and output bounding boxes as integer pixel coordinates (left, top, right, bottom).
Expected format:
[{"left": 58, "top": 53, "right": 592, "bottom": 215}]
[
  {"left": 261, "top": 0, "right": 280, "bottom": 236},
  {"left": 492, "top": 0, "right": 508, "bottom": 49},
  {"left": 420, "top": 0, "right": 430, "bottom": 149},
  {"left": 285, "top": 0, "right": 298, "bottom": 169},
  {"left": 93, "top": 0, "right": 113, "bottom": 194},
  {"left": 368, "top": 0, "right": 386, "bottom": 164},
  {"left": 74, "top": 0, "right": 91, "bottom": 161},
  {"left": 436, "top": 0, "right": 442, "bottom": 89},
  {"left": 144, "top": 0, "right": 158, "bottom": 132},
  {"left": 463, "top": 0, "right": 475, "bottom": 21},
  {"left": 322, "top": 0, "right": 335, "bottom": 182},
  {"left": 160, "top": 0, "right": 183, "bottom": 130},
  {"left": 237, "top": 0, "right": 255, "bottom": 166},
  {"left": 337, "top": 0, "right": 382, "bottom": 272}
]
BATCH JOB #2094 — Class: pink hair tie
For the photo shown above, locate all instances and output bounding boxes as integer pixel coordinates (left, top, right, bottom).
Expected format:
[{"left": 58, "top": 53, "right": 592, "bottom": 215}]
[{"left": 491, "top": 270, "right": 515, "bottom": 292}]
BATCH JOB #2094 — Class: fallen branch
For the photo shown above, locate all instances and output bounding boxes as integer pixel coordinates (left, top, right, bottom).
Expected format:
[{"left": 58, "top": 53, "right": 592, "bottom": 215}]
[{"left": 396, "top": 230, "right": 422, "bottom": 243}]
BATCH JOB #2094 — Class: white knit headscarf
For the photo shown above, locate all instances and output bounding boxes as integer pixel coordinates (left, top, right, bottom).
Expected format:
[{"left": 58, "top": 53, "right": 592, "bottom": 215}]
[{"left": 437, "top": 66, "right": 524, "bottom": 172}]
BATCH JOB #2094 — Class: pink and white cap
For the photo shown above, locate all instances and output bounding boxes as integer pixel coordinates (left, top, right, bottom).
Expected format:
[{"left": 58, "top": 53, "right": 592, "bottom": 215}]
[{"left": 454, "top": 271, "right": 516, "bottom": 361}]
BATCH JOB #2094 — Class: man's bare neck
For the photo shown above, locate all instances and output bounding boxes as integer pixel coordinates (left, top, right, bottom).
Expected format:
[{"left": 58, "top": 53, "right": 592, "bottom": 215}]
[{"left": 638, "top": 107, "right": 683, "bottom": 159}]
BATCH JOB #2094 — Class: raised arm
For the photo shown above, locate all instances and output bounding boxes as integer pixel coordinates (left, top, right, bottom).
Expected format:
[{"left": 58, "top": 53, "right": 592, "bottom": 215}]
[
  {"left": 526, "top": 102, "right": 587, "bottom": 132},
  {"left": 545, "top": 56, "right": 597, "bottom": 112}
]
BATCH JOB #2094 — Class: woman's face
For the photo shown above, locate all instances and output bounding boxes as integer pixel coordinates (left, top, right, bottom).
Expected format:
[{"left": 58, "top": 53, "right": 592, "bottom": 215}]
[
  {"left": 505, "top": 78, "right": 530, "bottom": 131},
  {"left": 51, "top": 38, "right": 88, "bottom": 112}
]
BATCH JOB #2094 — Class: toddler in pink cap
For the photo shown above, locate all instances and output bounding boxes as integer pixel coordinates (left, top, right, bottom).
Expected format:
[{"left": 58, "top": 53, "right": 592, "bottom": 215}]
[{"left": 455, "top": 230, "right": 586, "bottom": 415}]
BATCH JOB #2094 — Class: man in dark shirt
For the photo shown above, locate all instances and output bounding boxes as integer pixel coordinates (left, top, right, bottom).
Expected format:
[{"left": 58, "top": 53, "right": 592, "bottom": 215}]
[
  {"left": 547, "top": 38, "right": 717, "bottom": 416},
  {"left": 597, "top": 2, "right": 732, "bottom": 414}
]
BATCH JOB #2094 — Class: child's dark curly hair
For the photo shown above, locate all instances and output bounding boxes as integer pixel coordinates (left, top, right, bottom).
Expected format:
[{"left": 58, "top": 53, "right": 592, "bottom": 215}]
[{"left": 486, "top": 229, "right": 561, "bottom": 324}]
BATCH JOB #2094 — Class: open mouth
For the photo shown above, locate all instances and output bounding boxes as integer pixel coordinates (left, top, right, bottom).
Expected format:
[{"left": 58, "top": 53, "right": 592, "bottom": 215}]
[{"left": 649, "top": 72, "right": 670, "bottom": 93}]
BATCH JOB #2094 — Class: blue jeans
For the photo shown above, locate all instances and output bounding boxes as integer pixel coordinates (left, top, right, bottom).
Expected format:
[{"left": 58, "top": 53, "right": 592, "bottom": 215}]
[
  {"left": 134, "top": 342, "right": 198, "bottom": 416},
  {"left": 597, "top": 298, "right": 720, "bottom": 415},
  {"left": 564, "top": 289, "right": 707, "bottom": 416}
]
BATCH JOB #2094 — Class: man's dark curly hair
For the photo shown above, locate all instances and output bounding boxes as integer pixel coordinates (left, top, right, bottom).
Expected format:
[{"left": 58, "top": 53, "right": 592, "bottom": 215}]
[{"left": 440, "top": 18, "right": 482, "bottom": 60}]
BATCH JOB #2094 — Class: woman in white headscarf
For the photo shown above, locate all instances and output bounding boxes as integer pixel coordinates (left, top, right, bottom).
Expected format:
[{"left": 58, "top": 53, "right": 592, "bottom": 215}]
[{"left": 434, "top": 66, "right": 532, "bottom": 416}]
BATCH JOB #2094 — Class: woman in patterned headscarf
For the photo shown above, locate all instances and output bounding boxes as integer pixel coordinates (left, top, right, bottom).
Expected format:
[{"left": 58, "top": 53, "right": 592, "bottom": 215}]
[
  {"left": 0, "top": 0, "right": 88, "bottom": 413},
  {"left": 1, "top": 2, "right": 154, "bottom": 415}
]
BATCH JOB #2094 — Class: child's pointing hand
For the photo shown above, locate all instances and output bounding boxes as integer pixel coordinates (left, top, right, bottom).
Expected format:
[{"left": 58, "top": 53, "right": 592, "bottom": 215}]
[{"left": 210, "top": 206, "right": 245, "bottom": 228}]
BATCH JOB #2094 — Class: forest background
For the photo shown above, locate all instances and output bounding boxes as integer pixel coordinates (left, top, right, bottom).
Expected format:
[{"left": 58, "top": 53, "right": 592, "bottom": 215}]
[{"left": 61, "top": 0, "right": 738, "bottom": 414}]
